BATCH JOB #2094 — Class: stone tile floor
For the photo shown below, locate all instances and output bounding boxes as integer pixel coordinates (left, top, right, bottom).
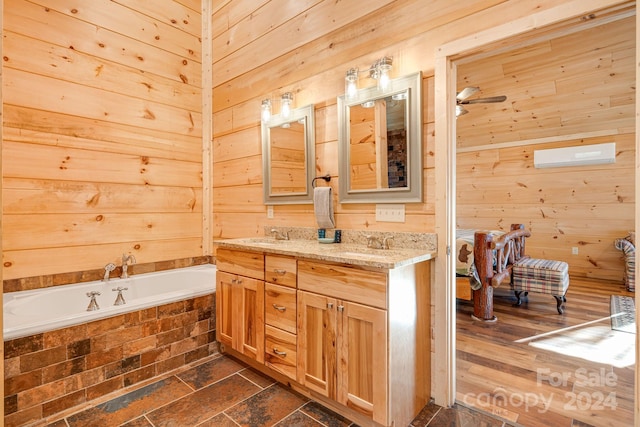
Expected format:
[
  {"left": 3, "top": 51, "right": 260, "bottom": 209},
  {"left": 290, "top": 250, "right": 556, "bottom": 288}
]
[{"left": 43, "top": 353, "right": 518, "bottom": 427}]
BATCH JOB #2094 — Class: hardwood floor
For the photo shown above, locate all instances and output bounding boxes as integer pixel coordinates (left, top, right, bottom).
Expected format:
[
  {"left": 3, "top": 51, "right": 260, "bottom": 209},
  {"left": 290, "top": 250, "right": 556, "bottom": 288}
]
[{"left": 456, "top": 278, "right": 635, "bottom": 427}]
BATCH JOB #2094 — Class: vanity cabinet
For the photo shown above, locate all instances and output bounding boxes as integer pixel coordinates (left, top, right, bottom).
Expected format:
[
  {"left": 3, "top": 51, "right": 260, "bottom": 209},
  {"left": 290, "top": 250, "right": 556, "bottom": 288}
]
[
  {"left": 264, "top": 254, "right": 298, "bottom": 380},
  {"left": 215, "top": 243, "right": 431, "bottom": 427},
  {"left": 216, "top": 249, "right": 265, "bottom": 363},
  {"left": 297, "top": 261, "right": 388, "bottom": 424}
]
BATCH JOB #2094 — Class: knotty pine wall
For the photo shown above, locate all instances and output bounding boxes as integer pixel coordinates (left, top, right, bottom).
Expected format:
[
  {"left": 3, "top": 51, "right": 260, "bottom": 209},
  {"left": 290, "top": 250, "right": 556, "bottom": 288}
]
[
  {"left": 456, "top": 15, "right": 635, "bottom": 282},
  {"left": 212, "top": 0, "right": 634, "bottom": 283},
  {"left": 2, "top": 0, "right": 204, "bottom": 281}
]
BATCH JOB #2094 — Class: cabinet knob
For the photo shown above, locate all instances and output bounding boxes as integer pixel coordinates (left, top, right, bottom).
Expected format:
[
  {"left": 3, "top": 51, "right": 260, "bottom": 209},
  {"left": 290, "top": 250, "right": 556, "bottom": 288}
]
[
  {"left": 274, "top": 269, "right": 287, "bottom": 275},
  {"left": 272, "top": 348, "right": 287, "bottom": 357},
  {"left": 272, "top": 304, "right": 286, "bottom": 312},
  {"left": 327, "top": 303, "right": 334, "bottom": 309},
  {"left": 337, "top": 305, "right": 344, "bottom": 312}
]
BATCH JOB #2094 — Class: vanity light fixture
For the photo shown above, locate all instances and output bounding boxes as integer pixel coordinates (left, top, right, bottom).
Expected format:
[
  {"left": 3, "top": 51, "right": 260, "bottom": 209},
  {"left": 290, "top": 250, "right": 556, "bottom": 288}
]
[
  {"left": 344, "top": 56, "right": 393, "bottom": 98},
  {"left": 261, "top": 92, "right": 294, "bottom": 122}
]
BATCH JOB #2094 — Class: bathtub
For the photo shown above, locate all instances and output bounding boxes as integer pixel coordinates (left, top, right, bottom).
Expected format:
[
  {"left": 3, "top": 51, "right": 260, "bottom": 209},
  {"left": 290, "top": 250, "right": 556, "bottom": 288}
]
[{"left": 3, "top": 264, "right": 217, "bottom": 340}]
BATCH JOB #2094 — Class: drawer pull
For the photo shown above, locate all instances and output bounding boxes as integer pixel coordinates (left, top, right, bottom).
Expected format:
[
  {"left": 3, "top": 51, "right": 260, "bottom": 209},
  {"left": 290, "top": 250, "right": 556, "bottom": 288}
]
[
  {"left": 272, "top": 347, "right": 287, "bottom": 357},
  {"left": 274, "top": 269, "right": 287, "bottom": 275},
  {"left": 272, "top": 304, "right": 287, "bottom": 312}
]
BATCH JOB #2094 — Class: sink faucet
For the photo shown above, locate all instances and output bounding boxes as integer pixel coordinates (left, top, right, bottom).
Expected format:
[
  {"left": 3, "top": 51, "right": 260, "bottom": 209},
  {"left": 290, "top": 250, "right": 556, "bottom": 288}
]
[
  {"left": 366, "top": 235, "right": 383, "bottom": 249},
  {"left": 103, "top": 263, "right": 116, "bottom": 281},
  {"left": 366, "top": 235, "right": 394, "bottom": 250},
  {"left": 121, "top": 253, "right": 136, "bottom": 279},
  {"left": 270, "top": 229, "right": 289, "bottom": 240}
]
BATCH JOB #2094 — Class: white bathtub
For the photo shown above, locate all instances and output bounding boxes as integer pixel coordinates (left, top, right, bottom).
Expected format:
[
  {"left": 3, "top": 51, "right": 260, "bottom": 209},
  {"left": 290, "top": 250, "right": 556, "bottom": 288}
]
[{"left": 3, "top": 264, "right": 217, "bottom": 341}]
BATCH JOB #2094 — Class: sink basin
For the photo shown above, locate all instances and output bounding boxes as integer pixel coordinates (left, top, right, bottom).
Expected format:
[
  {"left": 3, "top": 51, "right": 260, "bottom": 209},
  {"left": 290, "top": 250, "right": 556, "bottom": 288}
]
[
  {"left": 336, "top": 251, "right": 391, "bottom": 260},
  {"left": 238, "top": 238, "right": 287, "bottom": 246}
]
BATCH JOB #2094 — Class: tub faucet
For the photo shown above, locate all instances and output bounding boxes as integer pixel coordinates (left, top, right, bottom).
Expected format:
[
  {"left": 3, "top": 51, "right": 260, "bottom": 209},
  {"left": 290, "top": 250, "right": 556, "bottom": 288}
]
[
  {"left": 86, "top": 291, "right": 101, "bottom": 311},
  {"left": 121, "top": 253, "right": 137, "bottom": 279},
  {"left": 112, "top": 286, "right": 128, "bottom": 305},
  {"left": 103, "top": 263, "right": 116, "bottom": 281}
]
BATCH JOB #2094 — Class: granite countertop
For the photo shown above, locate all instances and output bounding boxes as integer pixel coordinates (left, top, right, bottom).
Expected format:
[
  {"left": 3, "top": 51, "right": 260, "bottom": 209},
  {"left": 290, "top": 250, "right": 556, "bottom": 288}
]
[{"left": 214, "top": 227, "right": 437, "bottom": 269}]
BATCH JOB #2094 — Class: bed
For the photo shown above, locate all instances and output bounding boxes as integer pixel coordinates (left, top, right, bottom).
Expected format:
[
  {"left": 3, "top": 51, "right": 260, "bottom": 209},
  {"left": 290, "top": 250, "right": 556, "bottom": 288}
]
[{"left": 456, "top": 224, "right": 531, "bottom": 321}]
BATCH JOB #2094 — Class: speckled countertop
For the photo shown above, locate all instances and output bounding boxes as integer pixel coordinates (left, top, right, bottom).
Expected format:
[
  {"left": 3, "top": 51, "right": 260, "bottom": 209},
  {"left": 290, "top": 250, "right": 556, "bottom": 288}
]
[{"left": 214, "top": 227, "right": 437, "bottom": 269}]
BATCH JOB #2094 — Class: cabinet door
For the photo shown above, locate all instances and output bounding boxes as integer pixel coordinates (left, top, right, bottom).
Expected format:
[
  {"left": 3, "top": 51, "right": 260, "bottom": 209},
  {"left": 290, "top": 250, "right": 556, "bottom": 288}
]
[
  {"left": 216, "top": 271, "right": 236, "bottom": 349},
  {"left": 238, "top": 276, "right": 265, "bottom": 363},
  {"left": 297, "top": 290, "right": 337, "bottom": 399},
  {"left": 338, "top": 301, "right": 388, "bottom": 424}
]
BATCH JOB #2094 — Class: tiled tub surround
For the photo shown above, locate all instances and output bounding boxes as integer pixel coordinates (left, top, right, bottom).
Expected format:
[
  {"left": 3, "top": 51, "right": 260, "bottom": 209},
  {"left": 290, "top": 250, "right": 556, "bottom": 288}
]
[{"left": 3, "top": 257, "right": 217, "bottom": 427}]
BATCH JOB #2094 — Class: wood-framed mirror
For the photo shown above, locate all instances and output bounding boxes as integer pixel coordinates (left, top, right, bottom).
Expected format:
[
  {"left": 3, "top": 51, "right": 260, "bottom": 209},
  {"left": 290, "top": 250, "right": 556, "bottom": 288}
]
[
  {"left": 262, "top": 104, "right": 316, "bottom": 204},
  {"left": 338, "top": 72, "right": 422, "bottom": 203}
]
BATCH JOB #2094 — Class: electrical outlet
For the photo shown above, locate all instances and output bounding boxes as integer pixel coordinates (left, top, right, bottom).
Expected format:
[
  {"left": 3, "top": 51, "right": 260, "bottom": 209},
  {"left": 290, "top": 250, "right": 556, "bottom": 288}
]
[
  {"left": 375, "top": 204, "right": 405, "bottom": 223},
  {"left": 267, "top": 206, "right": 274, "bottom": 219},
  {"left": 572, "top": 247, "right": 579, "bottom": 255}
]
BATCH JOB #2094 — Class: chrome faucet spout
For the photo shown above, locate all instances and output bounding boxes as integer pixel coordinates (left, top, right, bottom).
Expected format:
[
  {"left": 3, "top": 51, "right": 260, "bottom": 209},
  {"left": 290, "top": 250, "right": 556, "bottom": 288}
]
[
  {"left": 270, "top": 229, "right": 289, "bottom": 240},
  {"left": 121, "top": 253, "right": 137, "bottom": 279}
]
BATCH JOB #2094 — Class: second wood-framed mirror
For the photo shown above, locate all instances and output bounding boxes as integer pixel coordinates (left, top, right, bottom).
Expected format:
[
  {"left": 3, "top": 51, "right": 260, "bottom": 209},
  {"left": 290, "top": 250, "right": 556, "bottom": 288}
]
[
  {"left": 262, "top": 104, "right": 316, "bottom": 204},
  {"left": 338, "top": 71, "right": 422, "bottom": 203}
]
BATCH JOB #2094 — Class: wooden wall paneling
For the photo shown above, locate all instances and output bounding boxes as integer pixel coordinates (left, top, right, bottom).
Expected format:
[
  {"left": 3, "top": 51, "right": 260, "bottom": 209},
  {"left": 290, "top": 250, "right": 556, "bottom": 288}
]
[
  {"left": 214, "top": 184, "right": 265, "bottom": 213},
  {"left": 5, "top": 69, "right": 201, "bottom": 136},
  {"left": 212, "top": 156, "right": 263, "bottom": 187},
  {"left": 211, "top": 0, "right": 269, "bottom": 39},
  {"left": 213, "top": 0, "right": 522, "bottom": 112},
  {"left": 5, "top": 0, "right": 201, "bottom": 86},
  {"left": 3, "top": 238, "right": 203, "bottom": 280},
  {"left": 4, "top": 212, "right": 202, "bottom": 250},
  {"left": 213, "top": 0, "right": 395, "bottom": 85},
  {"left": 114, "top": 0, "right": 203, "bottom": 37},
  {"left": 3, "top": 32, "right": 202, "bottom": 113},
  {"left": 3, "top": 107, "right": 202, "bottom": 162},
  {"left": 3, "top": 0, "right": 204, "bottom": 281},
  {"left": 30, "top": 0, "right": 202, "bottom": 59},
  {"left": 3, "top": 142, "right": 202, "bottom": 187},
  {"left": 212, "top": 0, "right": 321, "bottom": 62},
  {"left": 214, "top": 126, "right": 262, "bottom": 162},
  {"left": 3, "top": 179, "right": 202, "bottom": 214}
]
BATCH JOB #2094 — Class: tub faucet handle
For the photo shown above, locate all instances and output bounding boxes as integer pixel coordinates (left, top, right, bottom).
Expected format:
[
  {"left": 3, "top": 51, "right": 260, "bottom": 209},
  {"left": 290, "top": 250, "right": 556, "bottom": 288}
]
[
  {"left": 103, "top": 263, "right": 116, "bottom": 281},
  {"left": 112, "top": 286, "right": 128, "bottom": 306},
  {"left": 86, "top": 291, "right": 101, "bottom": 311}
]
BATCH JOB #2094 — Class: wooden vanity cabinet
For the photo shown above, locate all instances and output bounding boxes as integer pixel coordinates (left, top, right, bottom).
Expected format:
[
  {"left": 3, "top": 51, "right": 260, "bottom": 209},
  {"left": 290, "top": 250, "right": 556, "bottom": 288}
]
[
  {"left": 216, "top": 249, "right": 265, "bottom": 363},
  {"left": 216, "top": 246, "right": 431, "bottom": 427},
  {"left": 297, "top": 260, "right": 388, "bottom": 424},
  {"left": 264, "top": 254, "right": 298, "bottom": 380}
]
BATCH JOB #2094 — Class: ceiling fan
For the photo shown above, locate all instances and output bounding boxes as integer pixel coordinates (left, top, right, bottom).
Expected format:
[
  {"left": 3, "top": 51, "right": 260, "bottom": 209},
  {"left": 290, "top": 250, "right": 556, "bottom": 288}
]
[{"left": 456, "top": 86, "right": 507, "bottom": 116}]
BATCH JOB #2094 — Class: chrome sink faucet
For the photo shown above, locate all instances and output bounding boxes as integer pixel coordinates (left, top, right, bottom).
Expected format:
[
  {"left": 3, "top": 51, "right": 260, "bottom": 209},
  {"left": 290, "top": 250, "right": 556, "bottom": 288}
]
[
  {"left": 366, "top": 235, "right": 394, "bottom": 250},
  {"left": 121, "top": 253, "right": 137, "bottom": 279},
  {"left": 270, "top": 228, "right": 289, "bottom": 240}
]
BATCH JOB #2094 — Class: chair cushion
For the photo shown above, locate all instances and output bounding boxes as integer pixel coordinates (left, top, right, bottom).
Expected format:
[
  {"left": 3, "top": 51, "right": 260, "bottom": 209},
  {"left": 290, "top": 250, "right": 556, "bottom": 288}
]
[
  {"left": 615, "top": 238, "right": 635, "bottom": 291},
  {"left": 512, "top": 258, "right": 569, "bottom": 295}
]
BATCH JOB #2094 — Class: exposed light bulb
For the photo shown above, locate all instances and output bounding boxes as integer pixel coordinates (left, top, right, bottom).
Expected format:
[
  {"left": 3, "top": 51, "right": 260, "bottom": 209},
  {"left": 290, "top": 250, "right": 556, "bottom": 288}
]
[
  {"left": 345, "top": 68, "right": 359, "bottom": 99},
  {"left": 261, "top": 99, "right": 272, "bottom": 122},
  {"left": 281, "top": 92, "right": 293, "bottom": 119},
  {"left": 375, "top": 56, "right": 393, "bottom": 91}
]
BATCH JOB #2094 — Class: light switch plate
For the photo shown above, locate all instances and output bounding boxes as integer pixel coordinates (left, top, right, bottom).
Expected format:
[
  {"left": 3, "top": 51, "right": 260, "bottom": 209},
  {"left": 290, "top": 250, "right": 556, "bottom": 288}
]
[
  {"left": 267, "top": 206, "right": 274, "bottom": 219},
  {"left": 375, "top": 204, "right": 405, "bottom": 223}
]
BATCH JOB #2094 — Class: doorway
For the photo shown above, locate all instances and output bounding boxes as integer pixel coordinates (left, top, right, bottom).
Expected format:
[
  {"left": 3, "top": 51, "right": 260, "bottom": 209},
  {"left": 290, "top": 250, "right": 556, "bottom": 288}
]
[{"left": 433, "top": 1, "right": 638, "bottom": 425}]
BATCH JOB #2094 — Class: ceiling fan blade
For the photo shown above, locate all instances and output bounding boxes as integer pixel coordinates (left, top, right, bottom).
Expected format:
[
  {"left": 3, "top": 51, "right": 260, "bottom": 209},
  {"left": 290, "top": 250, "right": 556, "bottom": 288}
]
[
  {"left": 460, "top": 95, "right": 507, "bottom": 105},
  {"left": 456, "top": 86, "right": 479, "bottom": 101}
]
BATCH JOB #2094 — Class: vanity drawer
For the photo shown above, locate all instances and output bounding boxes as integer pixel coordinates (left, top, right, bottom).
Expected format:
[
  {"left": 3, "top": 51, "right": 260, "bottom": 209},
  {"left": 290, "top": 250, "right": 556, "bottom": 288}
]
[
  {"left": 265, "top": 255, "right": 297, "bottom": 288},
  {"left": 265, "top": 283, "right": 297, "bottom": 334},
  {"left": 216, "top": 248, "right": 264, "bottom": 280},
  {"left": 265, "top": 325, "right": 297, "bottom": 381},
  {"left": 298, "top": 260, "right": 387, "bottom": 309}
]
